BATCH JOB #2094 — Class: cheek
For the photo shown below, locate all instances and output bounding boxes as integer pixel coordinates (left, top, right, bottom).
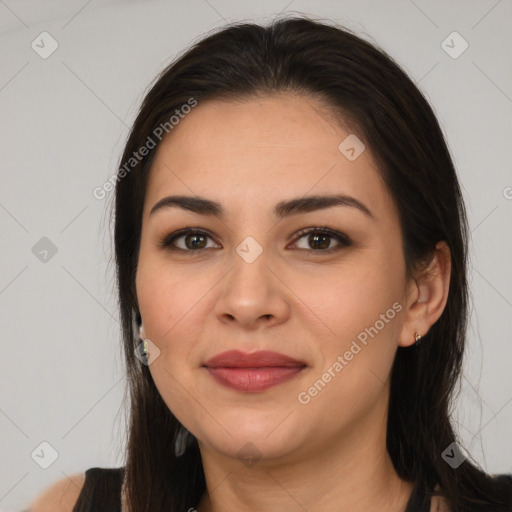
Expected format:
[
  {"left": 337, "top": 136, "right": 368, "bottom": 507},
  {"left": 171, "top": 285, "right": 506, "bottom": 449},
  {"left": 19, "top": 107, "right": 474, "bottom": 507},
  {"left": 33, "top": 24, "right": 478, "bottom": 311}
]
[
  {"left": 136, "top": 258, "right": 218, "bottom": 386},
  {"left": 136, "top": 262, "right": 211, "bottom": 423},
  {"left": 136, "top": 252, "right": 204, "bottom": 338},
  {"left": 292, "top": 257, "right": 404, "bottom": 337},
  {"left": 292, "top": 270, "right": 403, "bottom": 428},
  {"left": 289, "top": 260, "right": 405, "bottom": 393}
]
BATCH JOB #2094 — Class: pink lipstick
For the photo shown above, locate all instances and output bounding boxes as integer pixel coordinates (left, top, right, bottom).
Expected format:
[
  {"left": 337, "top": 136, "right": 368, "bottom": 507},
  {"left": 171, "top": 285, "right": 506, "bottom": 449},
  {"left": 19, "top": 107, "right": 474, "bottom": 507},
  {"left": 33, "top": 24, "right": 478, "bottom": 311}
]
[{"left": 202, "top": 350, "right": 306, "bottom": 392}]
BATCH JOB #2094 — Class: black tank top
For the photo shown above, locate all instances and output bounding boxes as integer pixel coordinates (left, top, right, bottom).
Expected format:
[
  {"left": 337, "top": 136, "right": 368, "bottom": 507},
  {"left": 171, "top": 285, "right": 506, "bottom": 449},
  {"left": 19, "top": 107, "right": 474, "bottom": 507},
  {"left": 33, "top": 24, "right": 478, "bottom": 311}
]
[
  {"left": 72, "top": 467, "right": 125, "bottom": 512},
  {"left": 72, "top": 467, "right": 512, "bottom": 512}
]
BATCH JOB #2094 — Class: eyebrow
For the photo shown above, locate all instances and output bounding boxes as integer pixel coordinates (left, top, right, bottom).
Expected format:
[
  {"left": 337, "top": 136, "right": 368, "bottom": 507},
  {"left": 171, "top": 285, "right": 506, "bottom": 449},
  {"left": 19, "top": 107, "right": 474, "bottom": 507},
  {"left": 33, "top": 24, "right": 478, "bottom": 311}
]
[{"left": 149, "top": 194, "right": 373, "bottom": 220}]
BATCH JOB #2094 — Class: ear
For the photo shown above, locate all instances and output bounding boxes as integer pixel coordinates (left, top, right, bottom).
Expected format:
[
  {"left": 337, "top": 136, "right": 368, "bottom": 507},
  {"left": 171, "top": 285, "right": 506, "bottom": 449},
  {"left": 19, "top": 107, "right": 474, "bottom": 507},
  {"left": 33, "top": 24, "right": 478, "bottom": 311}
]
[
  {"left": 398, "top": 241, "right": 451, "bottom": 348},
  {"left": 139, "top": 321, "right": 147, "bottom": 340}
]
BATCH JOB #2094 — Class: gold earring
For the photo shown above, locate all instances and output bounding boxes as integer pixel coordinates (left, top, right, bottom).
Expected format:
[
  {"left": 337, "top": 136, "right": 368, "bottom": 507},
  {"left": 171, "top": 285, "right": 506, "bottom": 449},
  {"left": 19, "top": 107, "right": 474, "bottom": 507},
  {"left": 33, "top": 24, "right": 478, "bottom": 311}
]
[{"left": 414, "top": 332, "right": 422, "bottom": 345}]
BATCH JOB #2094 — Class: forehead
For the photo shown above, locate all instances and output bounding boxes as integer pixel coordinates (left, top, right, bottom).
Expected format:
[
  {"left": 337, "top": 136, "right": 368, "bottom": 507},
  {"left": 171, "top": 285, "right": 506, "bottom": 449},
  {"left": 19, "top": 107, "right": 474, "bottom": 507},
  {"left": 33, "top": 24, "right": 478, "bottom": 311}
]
[{"left": 145, "top": 93, "right": 392, "bottom": 219}]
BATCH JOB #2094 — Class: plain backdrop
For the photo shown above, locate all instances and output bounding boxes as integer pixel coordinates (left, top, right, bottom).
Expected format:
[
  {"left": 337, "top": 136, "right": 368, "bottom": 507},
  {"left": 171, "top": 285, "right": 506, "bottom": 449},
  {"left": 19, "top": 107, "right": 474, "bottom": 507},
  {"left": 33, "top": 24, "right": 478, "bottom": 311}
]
[{"left": 0, "top": 1, "right": 511, "bottom": 510}]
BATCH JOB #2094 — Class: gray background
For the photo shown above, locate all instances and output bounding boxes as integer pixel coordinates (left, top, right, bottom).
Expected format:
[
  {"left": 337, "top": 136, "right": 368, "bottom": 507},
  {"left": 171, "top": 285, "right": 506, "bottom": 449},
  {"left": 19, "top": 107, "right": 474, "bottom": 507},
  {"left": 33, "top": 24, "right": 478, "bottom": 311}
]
[{"left": 0, "top": 0, "right": 511, "bottom": 510}]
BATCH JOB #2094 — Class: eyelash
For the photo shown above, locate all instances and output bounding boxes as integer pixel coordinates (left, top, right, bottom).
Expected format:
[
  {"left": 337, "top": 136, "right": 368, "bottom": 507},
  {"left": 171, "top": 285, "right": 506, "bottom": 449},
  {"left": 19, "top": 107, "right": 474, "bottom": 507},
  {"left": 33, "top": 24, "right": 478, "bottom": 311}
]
[{"left": 159, "top": 227, "right": 352, "bottom": 254}]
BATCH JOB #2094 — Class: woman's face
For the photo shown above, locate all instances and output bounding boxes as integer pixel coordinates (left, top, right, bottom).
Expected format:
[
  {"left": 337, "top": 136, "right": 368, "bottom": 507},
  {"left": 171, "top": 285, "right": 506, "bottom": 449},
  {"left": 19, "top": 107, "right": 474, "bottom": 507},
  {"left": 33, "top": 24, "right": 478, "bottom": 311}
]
[{"left": 136, "top": 93, "right": 416, "bottom": 464}]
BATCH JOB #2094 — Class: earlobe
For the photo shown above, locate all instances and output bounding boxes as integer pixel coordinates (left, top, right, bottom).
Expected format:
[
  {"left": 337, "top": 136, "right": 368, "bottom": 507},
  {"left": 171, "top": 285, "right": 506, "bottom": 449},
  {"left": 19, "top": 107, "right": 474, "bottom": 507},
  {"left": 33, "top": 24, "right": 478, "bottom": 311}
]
[{"left": 398, "top": 241, "right": 451, "bottom": 348}]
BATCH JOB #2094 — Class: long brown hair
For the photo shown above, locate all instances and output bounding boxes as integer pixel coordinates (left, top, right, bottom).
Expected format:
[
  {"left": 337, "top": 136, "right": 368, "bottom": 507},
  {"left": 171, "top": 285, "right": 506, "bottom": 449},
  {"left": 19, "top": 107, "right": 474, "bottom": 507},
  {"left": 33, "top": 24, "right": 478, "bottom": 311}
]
[{"left": 111, "top": 15, "right": 510, "bottom": 511}]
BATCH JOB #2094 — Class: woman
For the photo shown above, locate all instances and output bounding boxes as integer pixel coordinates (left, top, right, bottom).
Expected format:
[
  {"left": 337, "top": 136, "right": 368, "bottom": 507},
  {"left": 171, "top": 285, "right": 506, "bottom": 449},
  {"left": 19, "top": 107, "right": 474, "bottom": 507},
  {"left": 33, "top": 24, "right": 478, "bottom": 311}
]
[{"left": 31, "top": 14, "right": 512, "bottom": 512}]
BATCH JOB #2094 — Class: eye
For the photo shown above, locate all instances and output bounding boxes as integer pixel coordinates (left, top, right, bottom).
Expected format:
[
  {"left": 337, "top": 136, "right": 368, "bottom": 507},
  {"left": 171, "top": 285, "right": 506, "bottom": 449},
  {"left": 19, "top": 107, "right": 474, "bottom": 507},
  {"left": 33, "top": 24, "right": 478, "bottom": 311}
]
[
  {"left": 159, "top": 227, "right": 351, "bottom": 253},
  {"left": 291, "top": 227, "right": 352, "bottom": 253},
  {"left": 159, "top": 228, "right": 219, "bottom": 251}
]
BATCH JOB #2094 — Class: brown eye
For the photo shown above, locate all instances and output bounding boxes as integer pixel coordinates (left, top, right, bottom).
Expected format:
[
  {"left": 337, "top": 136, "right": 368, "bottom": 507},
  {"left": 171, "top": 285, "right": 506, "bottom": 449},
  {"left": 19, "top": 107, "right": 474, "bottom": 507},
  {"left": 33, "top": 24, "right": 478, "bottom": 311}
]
[
  {"left": 160, "top": 229, "right": 218, "bottom": 251},
  {"left": 292, "top": 227, "right": 351, "bottom": 252}
]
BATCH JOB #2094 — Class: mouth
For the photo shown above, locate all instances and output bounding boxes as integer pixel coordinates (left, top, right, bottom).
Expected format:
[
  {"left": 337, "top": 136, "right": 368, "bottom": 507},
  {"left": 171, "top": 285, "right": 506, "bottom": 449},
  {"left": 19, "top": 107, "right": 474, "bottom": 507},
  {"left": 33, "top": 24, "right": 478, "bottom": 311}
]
[{"left": 202, "top": 350, "right": 307, "bottom": 392}]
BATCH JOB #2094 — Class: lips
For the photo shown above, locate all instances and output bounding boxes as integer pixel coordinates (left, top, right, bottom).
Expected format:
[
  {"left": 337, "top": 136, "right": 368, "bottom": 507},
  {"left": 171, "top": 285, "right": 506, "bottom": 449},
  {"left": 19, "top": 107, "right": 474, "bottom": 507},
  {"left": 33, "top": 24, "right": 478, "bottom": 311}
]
[
  {"left": 202, "top": 350, "right": 306, "bottom": 392},
  {"left": 203, "top": 350, "right": 305, "bottom": 368}
]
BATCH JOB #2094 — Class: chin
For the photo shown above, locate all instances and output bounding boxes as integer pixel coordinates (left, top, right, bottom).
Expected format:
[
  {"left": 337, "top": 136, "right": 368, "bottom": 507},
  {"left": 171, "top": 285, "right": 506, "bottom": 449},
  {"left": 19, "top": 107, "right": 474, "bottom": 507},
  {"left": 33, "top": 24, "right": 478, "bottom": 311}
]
[
  {"left": 198, "top": 423, "right": 300, "bottom": 462},
  {"left": 215, "top": 438, "right": 295, "bottom": 466}
]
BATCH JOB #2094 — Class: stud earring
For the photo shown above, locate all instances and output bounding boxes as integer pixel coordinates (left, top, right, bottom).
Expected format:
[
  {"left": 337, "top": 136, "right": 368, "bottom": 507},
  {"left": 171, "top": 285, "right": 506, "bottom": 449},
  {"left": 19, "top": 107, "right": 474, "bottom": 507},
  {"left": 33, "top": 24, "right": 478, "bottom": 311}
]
[{"left": 414, "top": 332, "right": 423, "bottom": 346}]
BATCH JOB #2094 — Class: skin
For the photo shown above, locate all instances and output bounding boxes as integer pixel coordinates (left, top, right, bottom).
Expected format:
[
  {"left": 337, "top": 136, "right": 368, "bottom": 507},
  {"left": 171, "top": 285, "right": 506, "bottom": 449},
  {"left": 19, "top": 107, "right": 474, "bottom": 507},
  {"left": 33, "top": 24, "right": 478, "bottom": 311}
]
[{"left": 134, "top": 92, "right": 451, "bottom": 512}]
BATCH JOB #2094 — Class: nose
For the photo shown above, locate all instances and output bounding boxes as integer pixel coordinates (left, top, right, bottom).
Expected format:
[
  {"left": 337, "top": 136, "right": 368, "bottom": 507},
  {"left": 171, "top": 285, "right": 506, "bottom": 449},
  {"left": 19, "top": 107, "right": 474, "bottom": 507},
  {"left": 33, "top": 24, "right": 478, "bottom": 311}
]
[{"left": 214, "top": 245, "right": 290, "bottom": 330}]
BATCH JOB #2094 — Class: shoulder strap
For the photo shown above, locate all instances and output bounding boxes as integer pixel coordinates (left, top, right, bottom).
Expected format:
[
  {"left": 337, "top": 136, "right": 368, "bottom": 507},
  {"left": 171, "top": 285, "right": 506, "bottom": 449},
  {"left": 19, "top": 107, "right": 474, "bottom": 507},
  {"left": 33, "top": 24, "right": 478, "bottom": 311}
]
[{"left": 72, "top": 467, "right": 125, "bottom": 512}]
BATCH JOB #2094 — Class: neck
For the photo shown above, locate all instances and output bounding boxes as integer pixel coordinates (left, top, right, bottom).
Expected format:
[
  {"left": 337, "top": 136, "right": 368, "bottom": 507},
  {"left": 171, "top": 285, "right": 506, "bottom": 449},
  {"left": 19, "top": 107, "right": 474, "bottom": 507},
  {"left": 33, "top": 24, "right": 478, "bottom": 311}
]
[{"left": 195, "top": 398, "right": 414, "bottom": 512}]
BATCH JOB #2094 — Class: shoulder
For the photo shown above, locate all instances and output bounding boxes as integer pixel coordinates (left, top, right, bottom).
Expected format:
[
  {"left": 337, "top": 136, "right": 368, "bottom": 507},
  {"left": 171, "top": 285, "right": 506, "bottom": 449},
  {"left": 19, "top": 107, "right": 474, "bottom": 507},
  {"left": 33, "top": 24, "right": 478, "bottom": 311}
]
[{"left": 30, "top": 472, "right": 86, "bottom": 512}]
